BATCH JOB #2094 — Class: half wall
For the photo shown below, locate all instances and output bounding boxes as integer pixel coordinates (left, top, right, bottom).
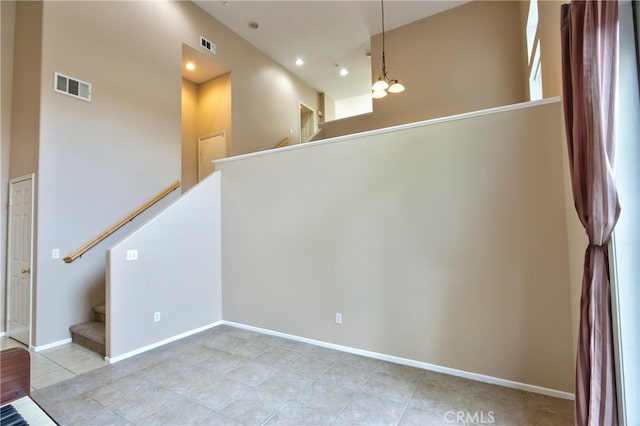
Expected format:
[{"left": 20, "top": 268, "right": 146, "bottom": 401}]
[{"left": 216, "top": 99, "right": 574, "bottom": 393}]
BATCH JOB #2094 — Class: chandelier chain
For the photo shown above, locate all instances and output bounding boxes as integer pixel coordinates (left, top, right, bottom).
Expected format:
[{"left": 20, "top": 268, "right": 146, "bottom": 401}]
[
  {"left": 381, "top": 0, "right": 386, "bottom": 78},
  {"left": 372, "top": 0, "right": 404, "bottom": 97}
]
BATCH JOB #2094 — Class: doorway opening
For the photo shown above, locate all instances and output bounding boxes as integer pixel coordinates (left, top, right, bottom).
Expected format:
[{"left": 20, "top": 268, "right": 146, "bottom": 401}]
[
  {"left": 181, "top": 44, "right": 231, "bottom": 191},
  {"left": 299, "top": 102, "right": 315, "bottom": 143}
]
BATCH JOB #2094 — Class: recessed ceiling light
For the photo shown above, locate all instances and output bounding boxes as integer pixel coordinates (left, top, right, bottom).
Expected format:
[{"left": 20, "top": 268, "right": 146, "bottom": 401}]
[
  {"left": 185, "top": 62, "right": 196, "bottom": 71},
  {"left": 340, "top": 68, "right": 349, "bottom": 76},
  {"left": 248, "top": 22, "right": 259, "bottom": 30},
  {"left": 222, "top": 1, "right": 230, "bottom": 6},
  {"left": 295, "top": 58, "right": 304, "bottom": 66}
]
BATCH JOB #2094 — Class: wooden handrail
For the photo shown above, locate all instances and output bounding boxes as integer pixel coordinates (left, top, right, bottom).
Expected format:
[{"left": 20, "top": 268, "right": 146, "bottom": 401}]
[
  {"left": 274, "top": 137, "right": 291, "bottom": 149},
  {"left": 63, "top": 180, "right": 181, "bottom": 263}
]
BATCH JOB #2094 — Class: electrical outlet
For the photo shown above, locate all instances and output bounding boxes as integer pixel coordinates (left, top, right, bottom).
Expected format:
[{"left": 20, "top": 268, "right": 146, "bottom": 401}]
[
  {"left": 52, "top": 249, "right": 60, "bottom": 259},
  {"left": 126, "top": 249, "right": 138, "bottom": 261},
  {"left": 335, "top": 312, "right": 343, "bottom": 325},
  {"left": 154, "top": 312, "right": 161, "bottom": 322}
]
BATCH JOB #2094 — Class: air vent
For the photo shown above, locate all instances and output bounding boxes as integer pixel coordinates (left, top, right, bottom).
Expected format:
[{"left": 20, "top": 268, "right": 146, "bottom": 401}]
[
  {"left": 54, "top": 72, "right": 91, "bottom": 101},
  {"left": 200, "top": 36, "right": 216, "bottom": 54}
]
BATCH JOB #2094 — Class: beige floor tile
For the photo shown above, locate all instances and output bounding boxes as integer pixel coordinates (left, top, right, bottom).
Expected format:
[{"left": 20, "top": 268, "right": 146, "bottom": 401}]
[
  {"left": 0, "top": 337, "right": 28, "bottom": 350},
  {"left": 264, "top": 403, "right": 337, "bottom": 425},
  {"left": 38, "top": 394, "right": 131, "bottom": 426},
  {"left": 337, "top": 391, "right": 407, "bottom": 425},
  {"left": 465, "top": 393, "right": 532, "bottom": 426},
  {"left": 226, "top": 359, "right": 278, "bottom": 386},
  {"left": 275, "top": 337, "right": 315, "bottom": 353},
  {"left": 195, "top": 411, "right": 242, "bottom": 425},
  {"left": 296, "top": 378, "right": 355, "bottom": 415},
  {"left": 218, "top": 387, "right": 288, "bottom": 425},
  {"left": 284, "top": 352, "right": 335, "bottom": 378},
  {"left": 24, "top": 326, "right": 574, "bottom": 426},
  {"left": 178, "top": 374, "right": 251, "bottom": 411},
  {"left": 410, "top": 382, "right": 470, "bottom": 414},
  {"left": 361, "top": 370, "right": 418, "bottom": 404},
  {"left": 257, "top": 372, "right": 316, "bottom": 402},
  {"left": 63, "top": 356, "right": 108, "bottom": 375},
  {"left": 399, "top": 405, "right": 453, "bottom": 426},
  {"left": 136, "top": 397, "right": 217, "bottom": 425},
  {"left": 88, "top": 374, "right": 184, "bottom": 424},
  {"left": 224, "top": 338, "right": 272, "bottom": 359},
  {"left": 31, "top": 368, "right": 76, "bottom": 390},
  {"left": 322, "top": 361, "right": 374, "bottom": 389},
  {"left": 30, "top": 353, "right": 63, "bottom": 377},
  {"left": 37, "top": 343, "right": 107, "bottom": 375},
  {"left": 254, "top": 345, "right": 301, "bottom": 368}
]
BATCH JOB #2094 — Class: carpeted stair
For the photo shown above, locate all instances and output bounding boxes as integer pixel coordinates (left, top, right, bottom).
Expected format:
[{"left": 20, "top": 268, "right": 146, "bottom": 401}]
[{"left": 69, "top": 305, "right": 105, "bottom": 356}]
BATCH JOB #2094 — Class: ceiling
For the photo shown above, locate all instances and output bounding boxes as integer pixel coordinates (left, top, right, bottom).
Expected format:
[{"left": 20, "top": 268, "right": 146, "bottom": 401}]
[{"left": 190, "top": 1, "right": 468, "bottom": 101}]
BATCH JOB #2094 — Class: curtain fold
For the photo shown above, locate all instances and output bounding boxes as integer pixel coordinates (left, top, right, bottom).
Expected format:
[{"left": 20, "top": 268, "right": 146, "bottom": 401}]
[{"left": 560, "top": 1, "right": 620, "bottom": 425}]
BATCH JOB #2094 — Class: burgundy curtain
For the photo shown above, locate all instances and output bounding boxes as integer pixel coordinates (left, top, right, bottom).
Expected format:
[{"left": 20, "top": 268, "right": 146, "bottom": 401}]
[{"left": 561, "top": 1, "right": 620, "bottom": 425}]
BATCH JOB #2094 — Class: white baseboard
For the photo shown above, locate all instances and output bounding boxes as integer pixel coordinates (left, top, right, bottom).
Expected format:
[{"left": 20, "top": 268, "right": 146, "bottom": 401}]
[
  {"left": 222, "top": 321, "right": 575, "bottom": 401},
  {"left": 105, "top": 321, "right": 222, "bottom": 364},
  {"left": 31, "top": 338, "right": 72, "bottom": 352},
  {"left": 0, "top": 331, "right": 6, "bottom": 338}
]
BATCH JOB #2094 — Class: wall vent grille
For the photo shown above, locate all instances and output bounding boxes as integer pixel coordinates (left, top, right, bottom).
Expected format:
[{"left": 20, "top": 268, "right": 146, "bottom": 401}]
[
  {"left": 54, "top": 72, "right": 91, "bottom": 101},
  {"left": 200, "top": 36, "right": 216, "bottom": 55}
]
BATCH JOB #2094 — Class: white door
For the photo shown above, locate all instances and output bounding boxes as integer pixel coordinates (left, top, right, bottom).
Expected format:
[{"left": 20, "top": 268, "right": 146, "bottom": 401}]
[
  {"left": 7, "top": 175, "right": 34, "bottom": 346},
  {"left": 198, "top": 132, "right": 226, "bottom": 181},
  {"left": 299, "top": 102, "right": 315, "bottom": 143}
]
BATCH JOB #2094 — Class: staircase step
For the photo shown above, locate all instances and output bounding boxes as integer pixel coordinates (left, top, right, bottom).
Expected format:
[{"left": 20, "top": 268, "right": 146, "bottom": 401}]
[
  {"left": 93, "top": 305, "right": 106, "bottom": 323},
  {"left": 69, "top": 321, "right": 105, "bottom": 356}
]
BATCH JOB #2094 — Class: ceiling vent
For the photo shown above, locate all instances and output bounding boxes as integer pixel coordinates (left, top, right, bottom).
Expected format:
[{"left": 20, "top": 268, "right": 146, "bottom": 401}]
[
  {"left": 54, "top": 72, "right": 91, "bottom": 101},
  {"left": 200, "top": 36, "right": 216, "bottom": 55}
]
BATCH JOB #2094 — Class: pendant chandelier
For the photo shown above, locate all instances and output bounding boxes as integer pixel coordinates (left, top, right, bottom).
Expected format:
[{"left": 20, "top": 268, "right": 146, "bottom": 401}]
[{"left": 371, "top": 0, "right": 405, "bottom": 99}]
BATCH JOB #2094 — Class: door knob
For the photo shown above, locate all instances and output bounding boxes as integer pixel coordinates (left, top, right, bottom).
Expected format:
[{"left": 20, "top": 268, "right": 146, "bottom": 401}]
[{"left": 21, "top": 268, "right": 30, "bottom": 274}]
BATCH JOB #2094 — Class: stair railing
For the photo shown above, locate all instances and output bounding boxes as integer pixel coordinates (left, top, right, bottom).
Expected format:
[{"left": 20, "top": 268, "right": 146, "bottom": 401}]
[
  {"left": 63, "top": 180, "right": 181, "bottom": 263},
  {"left": 274, "top": 137, "right": 291, "bottom": 149}
]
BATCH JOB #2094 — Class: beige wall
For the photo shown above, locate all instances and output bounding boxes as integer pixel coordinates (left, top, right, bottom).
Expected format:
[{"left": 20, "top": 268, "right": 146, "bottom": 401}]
[
  {"left": 5, "top": 1, "right": 42, "bottom": 340},
  {"left": 8, "top": 1, "right": 41, "bottom": 179},
  {"left": 320, "top": 1, "right": 527, "bottom": 138},
  {"left": 216, "top": 100, "right": 574, "bottom": 393},
  {"left": 198, "top": 73, "right": 232, "bottom": 153},
  {"left": 537, "top": 0, "right": 564, "bottom": 99},
  {"left": 107, "top": 172, "right": 222, "bottom": 360},
  {"left": 181, "top": 78, "right": 199, "bottom": 190},
  {"left": 0, "top": 0, "right": 16, "bottom": 333},
  {"left": 5, "top": 0, "right": 320, "bottom": 347}
]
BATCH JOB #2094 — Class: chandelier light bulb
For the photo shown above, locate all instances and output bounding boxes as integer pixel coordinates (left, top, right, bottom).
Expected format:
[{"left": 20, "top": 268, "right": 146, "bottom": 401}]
[
  {"left": 388, "top": 81, "right": 405, "bottom": 93},
  {"left": 372, "top": 78, "right": 389, "bottom": 91},
  {"left": 372, "top": 89, "right": 388, "bottom": 99}
]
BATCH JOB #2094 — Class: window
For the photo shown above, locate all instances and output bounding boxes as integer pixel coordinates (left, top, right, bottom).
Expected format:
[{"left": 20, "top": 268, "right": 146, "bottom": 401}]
[{"left": 526, "top": 0, "right": 543, "bottom": 100}]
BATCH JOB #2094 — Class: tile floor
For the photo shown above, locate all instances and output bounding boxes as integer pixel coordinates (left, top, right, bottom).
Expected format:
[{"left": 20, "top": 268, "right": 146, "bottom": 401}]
[
  {"left": 1, "top": 335, "right": 107, "bottom": 392},
  {"left": 3, "top": 326, "right": 573, "bottom": 425}
]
